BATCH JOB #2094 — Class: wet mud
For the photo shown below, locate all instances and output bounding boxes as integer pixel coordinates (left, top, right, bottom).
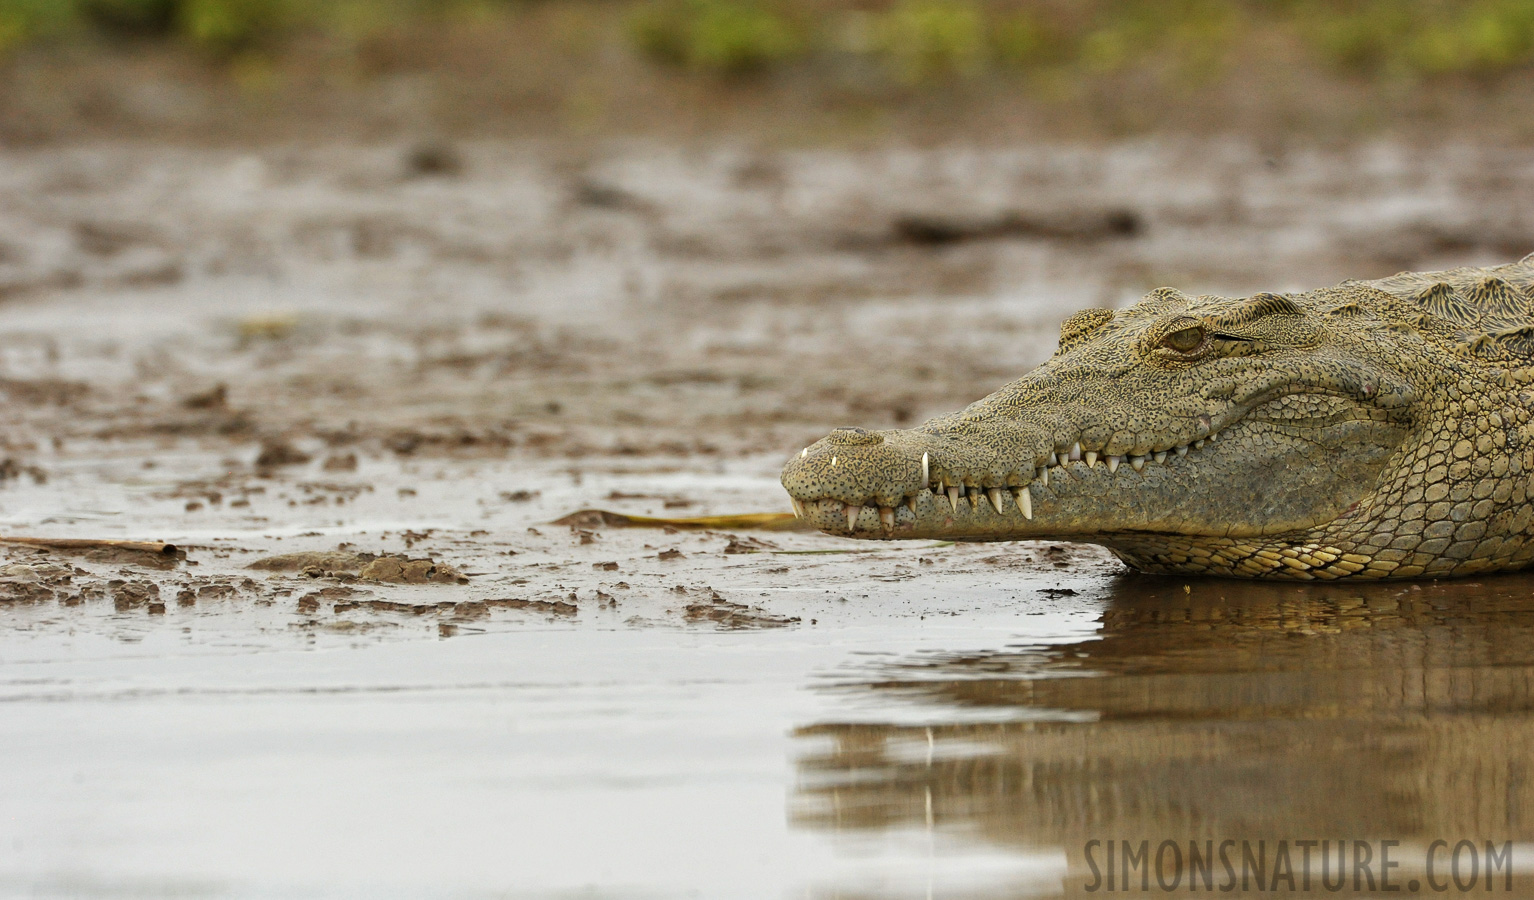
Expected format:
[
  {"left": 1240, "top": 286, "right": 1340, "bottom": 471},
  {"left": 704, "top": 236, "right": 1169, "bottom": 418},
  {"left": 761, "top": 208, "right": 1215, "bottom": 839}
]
[{"left": 4, "top": 137, "right": 1534, "bottom": 896}]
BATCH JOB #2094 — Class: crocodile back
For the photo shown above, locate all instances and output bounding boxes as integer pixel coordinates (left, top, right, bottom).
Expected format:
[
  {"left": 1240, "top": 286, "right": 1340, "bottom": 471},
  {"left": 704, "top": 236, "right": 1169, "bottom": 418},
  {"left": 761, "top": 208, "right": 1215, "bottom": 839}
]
[{"left": 1362, "top": 253, "right": 1534, "bottom": 358}]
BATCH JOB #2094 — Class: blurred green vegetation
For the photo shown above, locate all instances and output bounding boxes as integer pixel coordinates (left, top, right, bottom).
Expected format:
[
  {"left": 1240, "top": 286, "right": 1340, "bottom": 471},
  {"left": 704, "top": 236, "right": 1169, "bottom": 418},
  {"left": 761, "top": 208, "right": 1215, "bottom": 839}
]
[
  {"left": 626, "top": 0, "right": 805, "bottom": 74},
  {"left": 5, "top": 0, "right": 1534, "bottom": 84}
]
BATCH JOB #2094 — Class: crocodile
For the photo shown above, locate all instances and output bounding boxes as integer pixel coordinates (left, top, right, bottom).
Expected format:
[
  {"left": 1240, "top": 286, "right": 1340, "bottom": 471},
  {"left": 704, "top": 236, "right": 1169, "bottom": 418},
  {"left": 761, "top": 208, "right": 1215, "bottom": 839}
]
[{"left": 781, "top": 255, "right": 1534, "bottom": 580}]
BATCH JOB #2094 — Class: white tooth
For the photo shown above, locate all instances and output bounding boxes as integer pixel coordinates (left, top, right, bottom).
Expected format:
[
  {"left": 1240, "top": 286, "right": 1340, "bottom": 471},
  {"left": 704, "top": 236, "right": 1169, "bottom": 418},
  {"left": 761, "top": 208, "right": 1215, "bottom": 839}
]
[
  {"left": 831, "top": 456, "right": 838, "bottom": 467},
  {"left": 879, "top": 506, "right": 895, "bottom": 531},
  {"left": 906, "top": 495, "right": 919, "bottom": 514},
  {"left": 920, "top": 452, "right": 929, "bottom": 488},
  {"left": 1207, "top": 431, "right": 1218, "bottom": 441},
  {"left": 1130, "top": 455, "right": 1145, "bottom": 472},
  {"left": 801, "top": 448, "right": 808, "bottom": 458},
  {"left": 791, "top": 499, "right": 804, "bottom": 518},
  {"left": 1068, "top": 442, "right": 1082, "bottom": 462},
  {"left": 1154, "top": 451, "right": 1167, "bottom": 464},
  {"left": 845, "top": 504, "right": 859, "bottom": 531},
  {"left": 1175, "top": 445, "right": 1188, "bottom": 457},
  {"left": 1193, "top": 439, "right": 1204, "bottom": 450},
  {"left": 947, "top": 486, "right": 961, "bottom": 509},
  {"left": 1106, "top": 455, "right": 1120, "bottom": 473},
  {"left": 1085, "top": 451, "right": 1098, "bottom": 468},
  {"left": 1015, "top": 487, "right": 1033, "bottom": 519},
  {"left": 1048, "top": 452, "right": 1059, "bottom": 467},
  {"left": 987, "top": 488, "right": 1005, "bottom": 514},
  {"left": 1039, "top": 466, "right": 1048, "bottom": 487}
]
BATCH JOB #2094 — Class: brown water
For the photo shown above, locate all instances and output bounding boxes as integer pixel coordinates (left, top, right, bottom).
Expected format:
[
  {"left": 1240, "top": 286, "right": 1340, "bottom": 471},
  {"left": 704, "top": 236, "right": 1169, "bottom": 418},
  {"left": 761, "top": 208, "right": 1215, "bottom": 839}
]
[{"left": 2, "top": 137, "right": 1534, "bottom": 897}]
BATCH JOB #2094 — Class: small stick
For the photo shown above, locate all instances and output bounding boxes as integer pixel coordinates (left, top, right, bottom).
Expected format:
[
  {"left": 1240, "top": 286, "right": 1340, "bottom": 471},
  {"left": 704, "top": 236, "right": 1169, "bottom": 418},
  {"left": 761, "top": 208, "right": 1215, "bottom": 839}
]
[
  {"left": 0, "top": 537, "right": 180, "bottom": 555},
  {"left": 550, "top": 509, "right": 808, "bottom": 532}
]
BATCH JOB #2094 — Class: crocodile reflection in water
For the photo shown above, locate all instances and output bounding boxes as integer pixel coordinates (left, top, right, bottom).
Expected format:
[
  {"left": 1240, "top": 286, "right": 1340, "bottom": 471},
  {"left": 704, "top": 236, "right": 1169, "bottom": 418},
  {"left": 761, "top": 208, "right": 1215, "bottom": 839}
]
[{"left": 793, "top": 575, "right": 1534, "bottom": 893}]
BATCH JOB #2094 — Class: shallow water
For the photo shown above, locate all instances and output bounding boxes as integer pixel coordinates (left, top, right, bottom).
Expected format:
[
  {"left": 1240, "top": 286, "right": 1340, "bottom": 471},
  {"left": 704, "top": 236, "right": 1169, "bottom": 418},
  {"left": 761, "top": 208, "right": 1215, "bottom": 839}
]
[{"left": 3, "top": 137, "right": 1534, "bottom": 897}]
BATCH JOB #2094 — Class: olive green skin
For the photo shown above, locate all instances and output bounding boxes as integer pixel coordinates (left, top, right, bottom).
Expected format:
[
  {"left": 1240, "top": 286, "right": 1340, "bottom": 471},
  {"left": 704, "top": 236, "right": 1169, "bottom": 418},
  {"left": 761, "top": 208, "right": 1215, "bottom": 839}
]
[{"left": 781, "top": 256, "right": 1534, "bottom": 579}]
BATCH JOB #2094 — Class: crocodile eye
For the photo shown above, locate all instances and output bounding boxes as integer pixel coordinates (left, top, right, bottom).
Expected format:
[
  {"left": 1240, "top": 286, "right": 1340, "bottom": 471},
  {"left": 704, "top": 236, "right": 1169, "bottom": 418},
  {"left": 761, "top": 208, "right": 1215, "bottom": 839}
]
[{"left": 1161, "top": 325, "right": 1205, "bottom": 353}]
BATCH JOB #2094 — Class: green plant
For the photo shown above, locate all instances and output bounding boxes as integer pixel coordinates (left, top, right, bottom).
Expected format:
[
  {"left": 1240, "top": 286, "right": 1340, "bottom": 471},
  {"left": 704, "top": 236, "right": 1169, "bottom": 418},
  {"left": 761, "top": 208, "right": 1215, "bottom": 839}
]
[
  {"left": 0, "top": 0, "right": 79, "bottom": 55},
  {"left": 872, "top": 0, "right": 986, "bottom": 84},
  {"left": 1405, "top": 1, "right": 1534, "bottom": 74},
  {"left": 1302, "top": 0, "right": 1534, "bottom": 77},
  {"left": 627, "top": 0, "right": 804, "bottom": 74},
  {"left": 79, "top": 0, "right": 179, "bottom": 34},
  {"left": 178, "top": 0, "right": 298, "bottom": 53},
  {"left": 992, "top": 10, "right": 1057, "bottom": 68}
]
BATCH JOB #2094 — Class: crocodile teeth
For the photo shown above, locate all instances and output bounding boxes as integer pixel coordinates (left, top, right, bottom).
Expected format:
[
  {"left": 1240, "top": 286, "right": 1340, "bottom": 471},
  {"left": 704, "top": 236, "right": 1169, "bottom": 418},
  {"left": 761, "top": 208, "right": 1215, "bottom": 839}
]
[
  {"left": 947, "top": 486, "right": 962, "bottom": 509},
  {"left": 1039, "top": 466, "right": 1048, "bottom": 487},
  {"left": 845, "top": 503, "right": 859, "bottom": 531},
  {"left": 987, "top": 488, "right": 1006, "bottom": 514},
  {"left": 831, "top": 456, "right": 838, "bottom": 467},
  {"left": 1154, "top": 450, "right": 1167, "bottom": 464},
  {"left": 1014, "top": 487, "right": 1033, "bottom": 519},
  {"left": 1130, "top": 455, "right": 1146, "bottom": 472},
  {"left": 801, "top": 448, "right": 808, "bottom": 458},
  {"left": 1192, "top": 439, "right": 1204, "bottom": 450},
  {"left": 791, "top": 498, "right": 805, "bottom": 518},
  {"left": 1085, "top": 450, "right": 1098, "bottom": 468},
  {"left": 1047, "top": 452, "right": 1059, "bottom": 467},
  {"left": 1207, "top": 431, "right": 1218, "bottom": 441},
  {"left": 906, "top": 495, "right": 919, "bottom": 514},
  {"left": 1106, "top": 455, "right": 1120, "bottom": 473},
  {"left": 920, "top": 452, "right": 929, "bottom": 488},
  {"left": 1175, "top": 445, "right": 1188, "bottom": 457},
  {"left": 1067, "top": 442, "right": 1083, "bottom": 462},
  {"left": 879, "top": 506, "right": 895, "bottom": 531}
]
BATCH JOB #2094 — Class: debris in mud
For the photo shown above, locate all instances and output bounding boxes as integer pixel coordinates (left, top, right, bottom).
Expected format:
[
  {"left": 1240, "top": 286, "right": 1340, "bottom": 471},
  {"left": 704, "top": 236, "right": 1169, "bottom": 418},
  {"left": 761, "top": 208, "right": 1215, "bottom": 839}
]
[
  {"left": 182, "top": 383, "right": 228, "bottom": 410},
  {"left": 722, "top": 536, "right": 779, "bottom": 553},
  {"left": 0, "top": 561, "right": 75, "bottom": 584},
  {"left": 321, "top": 453, "right": 358, "bottom": 471},
  {"left": 500, "top": 490, "right": 539, "bottom": 502},
  {"left": 296, "top": 586, "right": 361, "bottom": 613},
  {"left": 255, "top": 440, "right": 312, "bottom": 469},
  {"left": 0, "top": 537, "right": 183, "bottom": 568},
  {"left": 357, "top": 556, "right": 469, "bottom": 585},
  {"left": 552, "top": 509, "right": 807, "bottom": 532},
  {"left": 356, "top": 599, "right": 458, "bottom": 615},
  {"left": 0, "top": 377, "right": 88, "bottom": 406},
  {"left": 248, "top": 550, "right": 466, "bottom": 584},
  {"left": 403, "top": 140, "right": 464, "bottom": 178},
  {"left": 249, "top": 551, "right": 375, "bottom": 575},
  {"left": 236, "top": 314, "right": 298, "bottom": 343},
  {"left": 888, "top": 207, "right": 1143, "bottom": 246},
  {"left": 0, "top": 561, "right": 74, "bottom": 603},
  {"left": 571, "top": 178, "right": 650, "bottom": 213},
  {"left": 0, "top": 458, "right": 47, "bottom": 484},
  {"left": 657, "top": 548, "right": 683, "bottom": 561},
  {"left": 0, "top": 581, "right": 58, "bottom": 603},
  {"left": 477, "top": 597, "right": 578, "bottom": 616},
  {"left": 682, "top": 592, "right": 799, "bottom": 630},
  {"left": 109, "top": 579, "right": 161, "bottom": 612}
]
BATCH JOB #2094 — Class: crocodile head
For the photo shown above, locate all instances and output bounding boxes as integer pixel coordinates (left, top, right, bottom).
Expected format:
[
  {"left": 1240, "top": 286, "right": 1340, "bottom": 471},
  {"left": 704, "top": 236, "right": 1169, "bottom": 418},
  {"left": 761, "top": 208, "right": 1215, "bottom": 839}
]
[{"left": 782, "top": 286, "right": 1426, "bottom": 576}]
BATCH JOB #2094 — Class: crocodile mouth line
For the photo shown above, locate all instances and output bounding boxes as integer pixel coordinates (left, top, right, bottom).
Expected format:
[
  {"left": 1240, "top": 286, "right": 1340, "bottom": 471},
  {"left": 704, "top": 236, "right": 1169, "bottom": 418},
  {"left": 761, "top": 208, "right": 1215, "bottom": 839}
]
[{"left": 790, "top": 425, "right": 1229, "bottom": 533}]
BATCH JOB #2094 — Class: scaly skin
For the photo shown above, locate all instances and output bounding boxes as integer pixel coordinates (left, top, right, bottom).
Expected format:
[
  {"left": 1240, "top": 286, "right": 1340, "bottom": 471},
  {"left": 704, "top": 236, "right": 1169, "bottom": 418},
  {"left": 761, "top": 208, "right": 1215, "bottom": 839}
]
[{"left": 781, "top": 255, "right": 1534, "bottom": 580}]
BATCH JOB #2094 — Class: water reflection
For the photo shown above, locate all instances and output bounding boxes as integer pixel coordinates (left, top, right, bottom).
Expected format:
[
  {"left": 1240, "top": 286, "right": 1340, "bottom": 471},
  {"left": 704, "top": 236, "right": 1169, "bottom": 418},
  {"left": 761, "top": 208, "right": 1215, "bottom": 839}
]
[{"left": 794, "top": 574, "right": 1534, "bottom": 897}]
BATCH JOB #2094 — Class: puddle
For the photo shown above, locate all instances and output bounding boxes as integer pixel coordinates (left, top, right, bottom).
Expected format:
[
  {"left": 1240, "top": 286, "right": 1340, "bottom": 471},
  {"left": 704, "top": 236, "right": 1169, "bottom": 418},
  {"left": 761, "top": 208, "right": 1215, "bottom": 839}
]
[{"left": 2, "top": 137, "right": 1534, "bottom": 896}]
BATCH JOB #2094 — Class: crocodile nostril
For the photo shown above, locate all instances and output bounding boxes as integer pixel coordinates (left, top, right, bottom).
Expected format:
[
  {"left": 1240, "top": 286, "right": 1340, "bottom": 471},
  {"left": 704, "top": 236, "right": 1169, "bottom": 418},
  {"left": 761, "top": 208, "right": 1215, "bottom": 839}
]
[{"left": 827, "top": 427, "right": 884, "bottom": 446}]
